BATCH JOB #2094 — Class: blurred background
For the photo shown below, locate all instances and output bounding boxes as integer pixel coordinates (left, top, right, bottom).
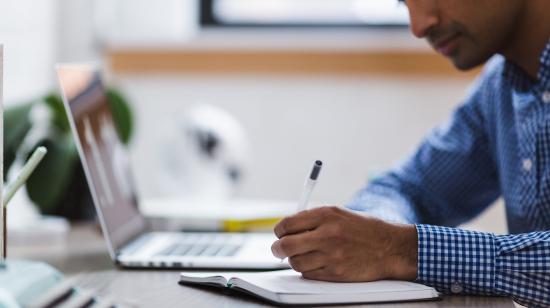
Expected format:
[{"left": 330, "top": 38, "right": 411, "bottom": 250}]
[{"left": 0, "top": 0, "right": 506, "bottom": 234}]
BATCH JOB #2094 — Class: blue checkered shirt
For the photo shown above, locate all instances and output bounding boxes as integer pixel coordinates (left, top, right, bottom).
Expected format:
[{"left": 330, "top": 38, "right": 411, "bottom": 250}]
[{"left": 348, "top": 39, "right": 550, "bottom": 307}]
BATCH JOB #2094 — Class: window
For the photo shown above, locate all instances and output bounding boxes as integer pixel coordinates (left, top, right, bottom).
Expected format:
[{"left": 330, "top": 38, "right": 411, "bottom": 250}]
[{"left": 200, "top": 0, "right": 409, "bottom": 27}]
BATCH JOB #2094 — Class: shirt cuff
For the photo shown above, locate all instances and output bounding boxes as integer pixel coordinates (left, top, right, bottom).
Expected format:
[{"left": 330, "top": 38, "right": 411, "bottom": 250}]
[{"left": 415, "top": 224, "right": 496, "bottom": 295}]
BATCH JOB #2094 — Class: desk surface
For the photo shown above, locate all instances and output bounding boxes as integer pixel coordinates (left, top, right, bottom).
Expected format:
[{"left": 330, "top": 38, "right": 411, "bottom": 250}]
[{"left": 11, "top": 223, "right": 515, "bottom": 307}]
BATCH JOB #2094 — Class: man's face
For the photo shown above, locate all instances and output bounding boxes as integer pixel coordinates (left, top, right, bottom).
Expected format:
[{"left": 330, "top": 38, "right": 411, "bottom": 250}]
[{"left": 403, "top": 0, "right": 524, "bottom": 70}]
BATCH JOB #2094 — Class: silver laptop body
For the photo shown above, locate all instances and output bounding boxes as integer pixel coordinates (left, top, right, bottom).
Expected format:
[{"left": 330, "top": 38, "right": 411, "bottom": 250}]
[{"left": 56, "top": 64, "right": 288, "bottom": 269}]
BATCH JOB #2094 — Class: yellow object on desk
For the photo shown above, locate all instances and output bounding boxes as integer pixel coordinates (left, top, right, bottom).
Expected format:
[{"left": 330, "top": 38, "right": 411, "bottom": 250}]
[
  {"left": 222, "top": 217, "right": 282, "bottom": 232},
  {"left": 141, "top": 198, "right": 297, "bottom": 232}
]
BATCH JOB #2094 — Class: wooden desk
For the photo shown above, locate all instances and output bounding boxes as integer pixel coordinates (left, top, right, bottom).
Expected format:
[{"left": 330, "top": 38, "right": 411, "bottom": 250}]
[
  {"left": 73, "top": 270, "right": 515, "bottom": 308},
  {"left": 11, "top": 224, "right": 515, "bottom": 307}
]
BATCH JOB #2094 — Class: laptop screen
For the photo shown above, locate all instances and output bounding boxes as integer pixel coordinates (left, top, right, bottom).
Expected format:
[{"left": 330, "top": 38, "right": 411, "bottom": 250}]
[{"left": 56, "top": 65, "right": 146, "bottom": 255}]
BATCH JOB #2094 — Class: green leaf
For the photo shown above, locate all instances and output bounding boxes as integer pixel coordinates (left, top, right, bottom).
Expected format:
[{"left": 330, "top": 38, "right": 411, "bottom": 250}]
[
  {"left": 44, "top": 93, "right": 71, "bottom": 133},
  {"left": 25, "top": 135, "right": 79, "bottom": 214},
  {"left": 4, "top": 103, "right": 34, "bottom": 177},
  {"left": 107, "top": 88, "right": 133, "bottom": 144}
]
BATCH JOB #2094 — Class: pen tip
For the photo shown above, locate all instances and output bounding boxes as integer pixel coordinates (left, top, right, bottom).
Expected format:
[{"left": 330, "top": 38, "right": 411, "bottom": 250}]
[{"left": 315, "top": 160, "right": 322, "bottom": 166}]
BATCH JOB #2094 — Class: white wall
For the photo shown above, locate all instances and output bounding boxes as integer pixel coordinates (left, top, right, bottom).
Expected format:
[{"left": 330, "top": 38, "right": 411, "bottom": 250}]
[
  {"left": 57, "top": 0, "right": 198, "bottom": 63},
  {"left": 113, "top": 73, "right": 507, "bottom": 234},
  {"left": 57, "top": 0, "right": 99, "bottom": 62},
  {"left": 0, "top": 0, "right": 58, "bottom": 105}
]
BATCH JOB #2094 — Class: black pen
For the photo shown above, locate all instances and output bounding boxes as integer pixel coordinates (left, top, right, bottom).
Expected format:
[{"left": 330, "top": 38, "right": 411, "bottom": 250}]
[{"left": 296, "top": 160, "right": 323, "bottom": 212}]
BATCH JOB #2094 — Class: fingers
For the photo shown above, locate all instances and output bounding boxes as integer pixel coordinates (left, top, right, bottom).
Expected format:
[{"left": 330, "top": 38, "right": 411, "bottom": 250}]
[
  {"left": 274, "top": 206, "right": 341, "bottom": 238},
  {"left": 301, "top": 268, "right": 331, "bottom": 281},
  {"left": 271, "top": 229, "right": 322, "bottom": 259},
  {"left": 301, "top": 266, "right": 348, "bottom": 282},
  {"left": 288, "top": 251, "right": 325, "bottom": 273},
  {"left": 274, "top": 210, "right": 320, "bottom": 238}
]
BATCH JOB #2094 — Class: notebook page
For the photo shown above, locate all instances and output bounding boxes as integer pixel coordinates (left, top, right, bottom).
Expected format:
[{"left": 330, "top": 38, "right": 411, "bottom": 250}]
[
  {"left": 232, "top": 269, "right": 433, "bottom": 294},
  {"left": 180, "top": 272, "right": 234, "bottom": 286}
]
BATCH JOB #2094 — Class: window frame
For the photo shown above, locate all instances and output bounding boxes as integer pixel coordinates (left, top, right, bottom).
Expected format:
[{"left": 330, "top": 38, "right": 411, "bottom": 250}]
[{"left": 199, "top": 0, "right": 408, "bottom": 28}]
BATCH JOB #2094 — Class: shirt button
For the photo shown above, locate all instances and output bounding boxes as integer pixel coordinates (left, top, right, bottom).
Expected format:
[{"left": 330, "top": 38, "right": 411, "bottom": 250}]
[
  {"left": 450, "top": 282, "right": 463, "bottom": 294},
  {"left": 543, "top": 91, "right": 550, "bottom": 104},
  {"left": 522, "top": 159, "right": 533, "bottom": 172}
]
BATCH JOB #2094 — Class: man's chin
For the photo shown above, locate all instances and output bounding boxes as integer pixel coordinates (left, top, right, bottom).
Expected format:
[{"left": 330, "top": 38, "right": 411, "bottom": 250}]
[
  {"left": 448, "top": 53, "right": 490, "bottom": 71},
  {"left": 452, "top": 61, "right": 479, "bottom": 71}
]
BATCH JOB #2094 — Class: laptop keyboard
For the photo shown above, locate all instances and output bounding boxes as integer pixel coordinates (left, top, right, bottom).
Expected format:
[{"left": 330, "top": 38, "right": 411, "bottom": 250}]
[{"left": 155, "top": 233, "right": 244, "bottom": 257}]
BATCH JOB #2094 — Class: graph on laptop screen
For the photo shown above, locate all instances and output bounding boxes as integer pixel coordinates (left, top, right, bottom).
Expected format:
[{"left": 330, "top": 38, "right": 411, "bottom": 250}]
[{"left": 57, "top": 66, "right": 146, "bottom": 249}]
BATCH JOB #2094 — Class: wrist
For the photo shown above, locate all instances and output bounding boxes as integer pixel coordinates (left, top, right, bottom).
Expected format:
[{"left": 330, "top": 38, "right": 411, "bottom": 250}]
[{"left": 387, "top": 223, "right": 418, "bottom": 281}]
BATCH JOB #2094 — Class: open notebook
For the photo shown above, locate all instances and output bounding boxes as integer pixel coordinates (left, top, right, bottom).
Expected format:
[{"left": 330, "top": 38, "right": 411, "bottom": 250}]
[{"left": 179, "top": 269, "right": 440, "bottom": 305}]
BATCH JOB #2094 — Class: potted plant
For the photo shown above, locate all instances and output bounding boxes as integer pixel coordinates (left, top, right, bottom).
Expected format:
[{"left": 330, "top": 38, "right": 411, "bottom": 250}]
[{"left": 4, "top": 88, "right": 133, "bottom": 220}]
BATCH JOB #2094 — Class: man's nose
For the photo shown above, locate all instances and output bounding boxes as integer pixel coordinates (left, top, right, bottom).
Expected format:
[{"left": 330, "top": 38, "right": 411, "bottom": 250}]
[{"left": 406, "top": 1, "right": 439, "bottom": 38}]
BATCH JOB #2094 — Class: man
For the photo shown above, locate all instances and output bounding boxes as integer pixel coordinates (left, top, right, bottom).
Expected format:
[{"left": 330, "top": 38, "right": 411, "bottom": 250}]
[{"left": 271, "top": 0, "right": 550, "bottom": 306}]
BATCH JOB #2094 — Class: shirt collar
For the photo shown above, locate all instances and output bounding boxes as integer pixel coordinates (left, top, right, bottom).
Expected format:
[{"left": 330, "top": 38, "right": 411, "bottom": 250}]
[
  {"left": 538, "top": 37, "right": 550, "bottom": 88},
  {"left": 503, "top": 37, "right": 550, "bottom": 91}
]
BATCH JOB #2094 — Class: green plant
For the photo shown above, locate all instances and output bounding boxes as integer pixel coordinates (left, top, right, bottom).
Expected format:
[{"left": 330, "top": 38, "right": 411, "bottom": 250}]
[{"left": 4, "top": 88, "right": 133, "bottom": 220}]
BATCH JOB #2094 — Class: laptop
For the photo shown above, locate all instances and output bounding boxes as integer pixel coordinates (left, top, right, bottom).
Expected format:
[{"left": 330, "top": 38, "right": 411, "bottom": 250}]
[{"left": 56, "top": 64, "right": 289, "bottom": 269}]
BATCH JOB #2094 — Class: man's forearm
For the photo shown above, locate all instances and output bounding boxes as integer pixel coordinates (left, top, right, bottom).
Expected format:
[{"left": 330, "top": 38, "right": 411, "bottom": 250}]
[
  {"left": 347, "top": 183, "right": 419, "bottom": 224},
  {"left": 415, "top": 225, "right": 550, "bottom": 307}
]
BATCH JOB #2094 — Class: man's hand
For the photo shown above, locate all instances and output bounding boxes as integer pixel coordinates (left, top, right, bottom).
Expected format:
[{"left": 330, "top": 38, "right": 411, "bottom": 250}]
[{"left": 271, "top": 206, "right": 418, "bottom": 282}]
